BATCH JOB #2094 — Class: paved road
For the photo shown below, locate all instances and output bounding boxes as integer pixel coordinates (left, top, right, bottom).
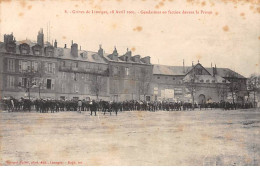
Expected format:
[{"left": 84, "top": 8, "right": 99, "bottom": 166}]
[{"left": 0, "top": 109, "right": 259, "bottom": 165}]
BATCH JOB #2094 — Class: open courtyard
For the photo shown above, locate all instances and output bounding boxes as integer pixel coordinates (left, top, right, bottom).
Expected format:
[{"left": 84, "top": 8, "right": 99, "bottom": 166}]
[{"left": 0, "top": 109, "right": 259, "bottom": 166}]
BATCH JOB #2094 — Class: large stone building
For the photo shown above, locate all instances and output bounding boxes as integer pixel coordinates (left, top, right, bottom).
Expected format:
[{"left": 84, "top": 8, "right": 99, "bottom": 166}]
[
  {"left": 0, "top": 30, "right": 247, "bottom": 103},
  {"left": 152, "top": 62, "right": 247, "bottom": 104}
]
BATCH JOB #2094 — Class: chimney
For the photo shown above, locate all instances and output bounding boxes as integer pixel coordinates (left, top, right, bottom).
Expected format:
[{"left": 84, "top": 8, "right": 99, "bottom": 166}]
[
  {"left": 183, "top": 59, "right": 185, "bottom": 73},
  {"left": 4, "top": 33, "right": 14, "bottom": 44},
  {"left": 192, "top": 61, "right": 194, "bottom": 67},
  {"left": 98, "top": 44, "right": 104, "bottom": 57},
  {"left": 64, "top": 44, "right": 67, "bottom": 48},
  {"left": 125, "top": 48, "right": 132, "bottom": 62},
  {"left": 71, "top": 41, "right": 78, "bottom": 57},
  {"left": 112, "top": 46, "right": 118, "bottom": 60},
  {"left": 213, "top": 64, "right": 217, "bottom": 77},
  {"left": 80, "top": 46, "right": 81, "bottom": 50},
  {"left": 54, "top": 39, "right": 57, "bottom": 48},
  {"left": 37, "top": 28, "right": 44, "bottom": 47}
]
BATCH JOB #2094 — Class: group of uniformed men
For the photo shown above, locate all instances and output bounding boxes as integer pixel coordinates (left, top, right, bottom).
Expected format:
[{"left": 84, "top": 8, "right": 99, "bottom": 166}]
[{"left": 0, "top": 97, "right": 254, "bottom": 114}]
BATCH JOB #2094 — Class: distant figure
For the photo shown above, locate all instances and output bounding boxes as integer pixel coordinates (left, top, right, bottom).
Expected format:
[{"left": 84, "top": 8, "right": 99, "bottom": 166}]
[
  {"left": 78, "top": 100, "right": 82, "bottom": 113},
  {"left": 90, "top": 100, "right": 97, "bottom": 116}
]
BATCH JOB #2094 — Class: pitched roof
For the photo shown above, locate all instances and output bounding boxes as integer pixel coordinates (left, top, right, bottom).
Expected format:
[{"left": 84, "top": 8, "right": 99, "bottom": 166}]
[
  {"left": 205, "top": 67, "right": 246, "bottom": 79},
  {"left": 153, "top": 64, "right": 192, "bottom": 76},
  {"left": 102, "top": 53, "right": 148, "bottom": 64},
  {"left": 0, "top": 40, "right": 107, "bottom": 64},
  {"left": 154, "top": 64, "right": 246, "bottom": 79},
  {"left": 54, "top": 48, "right": 107, "bottom": 64}
]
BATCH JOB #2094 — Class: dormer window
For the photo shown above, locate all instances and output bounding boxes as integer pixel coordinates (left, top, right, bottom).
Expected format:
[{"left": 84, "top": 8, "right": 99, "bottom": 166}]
[
  {"left": 206, "top": 80, "right": 210, "bottom": 83},
  {"left": 19, "top": 43, "right": 30, "bottom": 55},
  {"left": 212, "top": 80, "right": 215, "bottom": 83},
  {"left": 32, "top": 44, "right": 42, "bottom": 56},
  {"left": 35, "top": 50, "right": 40, "bottom": 55},
  {"left": 200, "top": 79, "right": 204, "bottom": 83},
  {"left": 44, "top": 46, "right": 54, "bottom": 57},
  {"left": 222, "top": 80, "right": 226, "bottom": 83},
  {"left": 5, "top": 42, "right": 16, "bottom": 53}
]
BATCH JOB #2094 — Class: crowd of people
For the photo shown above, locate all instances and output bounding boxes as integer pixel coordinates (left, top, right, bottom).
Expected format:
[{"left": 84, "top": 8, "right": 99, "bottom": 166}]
[{"left": 0, "top": 97, "right": 255, "bottom": 114}]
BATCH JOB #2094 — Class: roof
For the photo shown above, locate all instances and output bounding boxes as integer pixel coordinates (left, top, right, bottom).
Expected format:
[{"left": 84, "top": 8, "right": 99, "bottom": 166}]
[
  {"left": 153, "top": 64, "right": 246, "bottom": 79},
  {"left": 206, "top": 67, "right": 246, "bottom": 79},
  {"left": 54, "top": 48, "right": 107, "bottom": 64},
  {"left": 102, "top": 53, "right": 148, "bottom": 64},
  {"left": 0, "top": 40, "right": 107, "bottom": 64},
  {"left": 153, "top": 64, "right": 192, "bottom": 76}
]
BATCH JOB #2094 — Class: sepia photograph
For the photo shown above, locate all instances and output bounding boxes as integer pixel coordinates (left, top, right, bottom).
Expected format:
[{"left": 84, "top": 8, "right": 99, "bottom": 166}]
[{"left": 0, "top": 0, "right": 259, "bottom": 166}]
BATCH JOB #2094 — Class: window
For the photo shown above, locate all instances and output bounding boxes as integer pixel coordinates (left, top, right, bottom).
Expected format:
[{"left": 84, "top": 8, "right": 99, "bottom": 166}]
[
  {"left": 46, "top": 50, "right": 53, "bottom": 57},
  {"left": 7, "top": 59, "right": 15, "bottom": 72},
  {"left": 212, "top": 80, "right": 215, "bottom": 83},
  {"left": 125, "top": 67, "right": 129, "bottom": 76},
  {"left": 21, "top": 77, "right": 28, "bottom": 87},
  {"left": 197, "top": 68, "right": 203, "bottom": 75},
  {"left": 32, "top": 61, "right": 38, "bottom": 72},
  {"left": 7, "top": 76, "right": 15, "bottom": 88},
  {"left": 61, "top": 83, "right": 66, "bottom": 93},
  {"left": 73, "top": 84, "right": 79, "bottom": 93},
  {"left": 35, "top": 50, "right": 40, "bottom": 56},
  {"left": 46, "top": 62, "right": 55, "bottom": 74},
  {"left": 157, "top": 76, "right": 160, "bottom": 79},
  {"left": 21, "top": 49, "right": 28, "bottom": 54},
  {"left": 173, "top": 78, "right": 176, "bottom": 80},
  {"left": 71, "top": 62, "right": 78, "bottom": 68},
  {"left": 86, "top": 63, "right": 90, "bottom": 69},
  {"left": 61, "top": 61, "right": 66, "bottom": 67},
  {"left": 200, "top": 80, "right": 204, "bottom": 83},
  {"left": 113, "top": 66, "right": 119, "bottom": 76},
  {"left": 85, "top": 74, "right": 89, "bottom": 81},
  {"left": 48, "top": 63, "right": 52, "bottom": 73},
  {"left": 62, "top": 72, "right": 66, "bottom": 79},
  {"left": 222, "top": 80, "right": 226, "bottom": 83},
  {"left": 85, "top": 85, "right": 88, "bottom": 94},
  {"left": 47, "top": 79, "right": 52, "bottom": 89},
  {"left": 19, "top": 60, "right": 31, "bottom": 72},
  {"left": 72, "top": 73, "right": 78, "bottom": 81},
  {"left": 206, "top": 80, "right": 210, "bottom": 83}
]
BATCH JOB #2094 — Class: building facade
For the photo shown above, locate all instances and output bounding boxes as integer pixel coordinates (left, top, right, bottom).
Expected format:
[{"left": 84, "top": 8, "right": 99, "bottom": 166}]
[
  {"left": 152, "top": 62, "right": 247, "bottom": 104},
  {"left": 0, "top": 31, "right": 247, "bottom": 103}
]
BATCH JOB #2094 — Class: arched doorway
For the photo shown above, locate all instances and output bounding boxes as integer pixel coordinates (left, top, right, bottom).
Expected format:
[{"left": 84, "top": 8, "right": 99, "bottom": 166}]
[{"left": 198, "top": 94, "right": 206, "bottom": 104}]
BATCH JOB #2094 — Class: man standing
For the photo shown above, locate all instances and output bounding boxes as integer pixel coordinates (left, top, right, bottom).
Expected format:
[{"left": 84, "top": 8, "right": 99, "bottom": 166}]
[
  {"left": 90, "top": 100, "right": 97, "bottom": 116},
  {"left": 78, "top": 99, "right": 82, "bottom": 113}
]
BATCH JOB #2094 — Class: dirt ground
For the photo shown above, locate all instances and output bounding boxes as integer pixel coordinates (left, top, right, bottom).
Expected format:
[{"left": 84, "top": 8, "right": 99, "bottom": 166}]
[{"left": 0, "top": 108, "right": 259, "bottom": 166}]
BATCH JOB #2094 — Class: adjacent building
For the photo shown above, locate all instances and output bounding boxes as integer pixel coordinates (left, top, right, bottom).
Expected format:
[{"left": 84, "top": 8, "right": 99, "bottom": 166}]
[{"left": 0, "top": 30, "right": 248, "bottom": 103}]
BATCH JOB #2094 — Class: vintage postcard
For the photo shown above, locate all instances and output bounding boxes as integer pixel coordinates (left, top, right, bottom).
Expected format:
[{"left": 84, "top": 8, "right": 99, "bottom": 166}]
[{"left": 0, "top": 0, "right": 259, "bottom": 166}]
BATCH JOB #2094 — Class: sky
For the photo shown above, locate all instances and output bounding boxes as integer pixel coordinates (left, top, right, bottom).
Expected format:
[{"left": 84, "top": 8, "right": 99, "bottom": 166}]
[{"left": 0, "top": 0, "right": 259, "bottom": 77}]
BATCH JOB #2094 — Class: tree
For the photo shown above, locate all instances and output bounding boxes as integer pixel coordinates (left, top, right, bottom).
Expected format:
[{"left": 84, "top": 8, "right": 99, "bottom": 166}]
[
  {"left": 139, "top": 67, "right": 151, "bottom": 101},
  {"left": 183, "top": 73, "right": 198, "bottom": 109},
  {"left": 91, "top": 75, "right": 102, "bottom": 100},
  {"left": 216, "top": 83, "right": 229, "bottom": 102},
  {"left": 18, "top": 68, "right": 43, "bottom": 100},
  {"left": 247, "top": 74, "right": 260, "bottom": 107},
  {"left": 225, "top": 71, "right": 240, "bottom": 104}
]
